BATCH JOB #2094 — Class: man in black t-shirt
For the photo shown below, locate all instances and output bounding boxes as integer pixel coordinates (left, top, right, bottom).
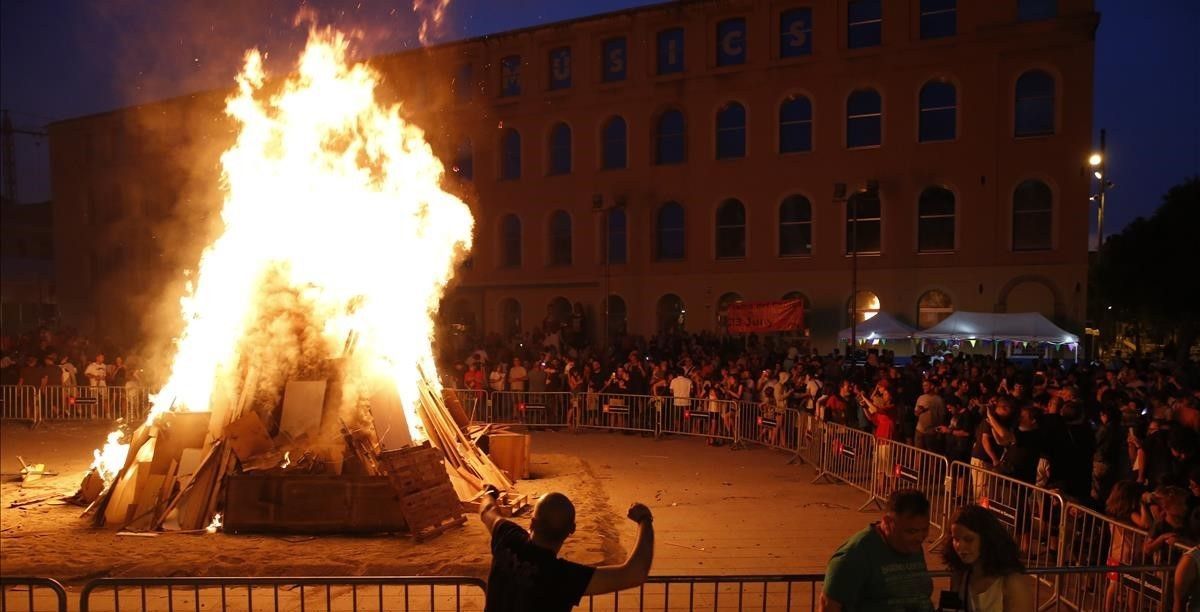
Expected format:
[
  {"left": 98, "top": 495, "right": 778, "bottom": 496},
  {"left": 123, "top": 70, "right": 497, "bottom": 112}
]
[{"left": 480, "top": 487, "right": 654, "bottom": 612}]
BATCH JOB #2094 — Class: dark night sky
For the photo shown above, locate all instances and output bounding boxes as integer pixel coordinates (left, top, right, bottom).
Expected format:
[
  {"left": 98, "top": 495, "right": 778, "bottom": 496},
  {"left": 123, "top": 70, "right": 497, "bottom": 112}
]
[{"left": 2, "top": 0, "right": 1197, "bottom": 241}]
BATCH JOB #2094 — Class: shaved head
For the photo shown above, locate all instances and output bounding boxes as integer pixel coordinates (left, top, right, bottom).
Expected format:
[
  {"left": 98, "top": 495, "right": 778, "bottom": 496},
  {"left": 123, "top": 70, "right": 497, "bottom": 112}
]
[{"left": 532, "top": 492, "right": 576, "bottom": 544}]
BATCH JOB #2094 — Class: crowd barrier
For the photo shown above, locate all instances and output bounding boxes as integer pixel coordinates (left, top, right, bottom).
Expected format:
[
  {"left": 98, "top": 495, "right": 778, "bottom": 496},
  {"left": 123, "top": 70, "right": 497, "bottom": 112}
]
[
  {"left": 489, "top": 390, "right": 573, "bottom": 427},
  {"left": 0, "top": 385, "right": 150, "bottom": 425},
  {"left": 874, "top": 439, "right": 951, "bottom": 536},
  {"left": 78, "top": 576, "right": 488, "bottom": 612},
  {"left": 812, "top": 421, "right": 878, "bottom": 505},
  {"left": 0, "top": 576, "right": 68, "bottom": 612},
  {"left": 660, "top": 397, "right": 737, "bottom": 443}
]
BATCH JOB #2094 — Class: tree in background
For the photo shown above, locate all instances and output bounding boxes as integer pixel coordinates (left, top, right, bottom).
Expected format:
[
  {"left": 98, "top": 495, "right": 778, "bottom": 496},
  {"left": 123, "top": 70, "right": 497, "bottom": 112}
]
[{"left": 1090, "top": 177, "right": 1200, "bottom": 361}]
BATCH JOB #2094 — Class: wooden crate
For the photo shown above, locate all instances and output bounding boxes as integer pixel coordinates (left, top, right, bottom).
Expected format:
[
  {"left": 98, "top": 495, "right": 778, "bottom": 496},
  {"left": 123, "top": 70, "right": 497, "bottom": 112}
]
[
  {"left": 378, "top": 442, "right": 465, "bottom": 541},
  {"left": 488, "top": 434, "right": 530, "bottom": 480}
]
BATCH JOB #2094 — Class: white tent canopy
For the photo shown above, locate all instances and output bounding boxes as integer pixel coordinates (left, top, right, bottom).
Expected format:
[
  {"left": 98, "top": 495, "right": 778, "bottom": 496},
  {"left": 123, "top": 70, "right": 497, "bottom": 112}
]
[
  {"left": 914, "top": 311, "right": 1079, "bottom": 345},
  {"left": 838, "top": 312, "right": 918, "bottom": 341}
]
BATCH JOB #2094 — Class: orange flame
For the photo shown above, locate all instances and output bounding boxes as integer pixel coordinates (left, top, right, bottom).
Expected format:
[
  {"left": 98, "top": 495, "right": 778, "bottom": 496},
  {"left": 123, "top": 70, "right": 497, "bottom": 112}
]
[{"left": 91, "top": 26, "right": 473, "bottom": 481}]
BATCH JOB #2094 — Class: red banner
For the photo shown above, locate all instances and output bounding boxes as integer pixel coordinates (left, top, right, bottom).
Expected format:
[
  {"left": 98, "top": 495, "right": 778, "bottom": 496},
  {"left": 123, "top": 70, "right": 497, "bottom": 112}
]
[{"left": 725, "top": 299, "right": 805, "bottom": 333}]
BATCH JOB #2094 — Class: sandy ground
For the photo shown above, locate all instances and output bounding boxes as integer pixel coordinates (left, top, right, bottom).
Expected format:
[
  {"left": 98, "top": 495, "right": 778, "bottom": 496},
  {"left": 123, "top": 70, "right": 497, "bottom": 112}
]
[{"left": 1, "top": 422, "right": 926, "bottom": 591}]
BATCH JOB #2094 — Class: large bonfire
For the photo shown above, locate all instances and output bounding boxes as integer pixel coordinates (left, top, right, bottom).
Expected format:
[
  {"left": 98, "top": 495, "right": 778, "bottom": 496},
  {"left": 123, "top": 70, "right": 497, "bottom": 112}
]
[{"left": 81, "top": 25, "right": 508, "bottom": 534}]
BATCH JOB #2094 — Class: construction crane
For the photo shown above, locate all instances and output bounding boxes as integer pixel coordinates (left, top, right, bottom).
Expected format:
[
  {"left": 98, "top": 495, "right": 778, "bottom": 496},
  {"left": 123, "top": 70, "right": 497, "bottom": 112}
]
[{"left": 1, "top": 109, "right": 48, "bottom": 204}]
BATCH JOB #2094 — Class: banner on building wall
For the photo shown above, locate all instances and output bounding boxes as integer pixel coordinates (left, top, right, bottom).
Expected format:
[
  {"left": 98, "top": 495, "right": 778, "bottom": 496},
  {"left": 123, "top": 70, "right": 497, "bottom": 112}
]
[{"left": 725, "top": 299, "right": 805, "bottom": 333}]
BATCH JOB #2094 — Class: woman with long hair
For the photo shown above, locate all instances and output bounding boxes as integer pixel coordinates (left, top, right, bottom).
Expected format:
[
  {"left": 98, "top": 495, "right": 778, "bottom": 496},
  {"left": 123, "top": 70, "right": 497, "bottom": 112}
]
[{"left": 942, "top": 504, "right": 1033, "bottom": 611}]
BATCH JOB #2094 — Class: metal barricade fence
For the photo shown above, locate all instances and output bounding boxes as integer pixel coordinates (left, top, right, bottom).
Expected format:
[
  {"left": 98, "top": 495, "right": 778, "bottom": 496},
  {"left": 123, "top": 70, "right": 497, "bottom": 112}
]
[
  {"left": 0, "top": 576, "right": 68, "bottom": 612},
  {"left": 659, "top": 396, "right": 737, "bottom": 443},
  {"left": 37, "top": 386, "right": 146, "bottom": 422},
  {"left": 578, "top": 393, "right": 659, "bottom": 434},
  {"left": 731, "top": 401, "right": 787, "bottom": 450},
  {"left": 1057, "top": 501, "right": 1167, "bottom": 611},
  {"left": 873, "top": 439, "right": 951, "bottom": 536},
  {"left": 0, "top": 385, "right": 39, "bottom": 423},
  {"left": 578, "top": 574, "right": 824, "bottom": 611},
  {"left": 79, "top": 576, "right": 488, "bottom": 612},
  {"left": 946, "top": 461, "right": 1065, "bottom": 578},
  {"left": 490, "top": 390, "right": 572, "bottom": 427},
  {"left": 811, "top": 422, "right": 878, "bottom": 505},
  {"left": 442, "top": 387, "right": 487, "bottom": 423},
  {"left": 791, "top": 411, "right": 824, "bottom": 468}
]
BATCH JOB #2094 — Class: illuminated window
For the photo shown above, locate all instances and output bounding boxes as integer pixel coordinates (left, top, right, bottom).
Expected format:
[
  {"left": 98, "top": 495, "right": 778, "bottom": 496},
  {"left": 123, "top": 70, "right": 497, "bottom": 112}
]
[
  {"left": 918, "top": 290, "right": 954, "bottom": 329},
  {"left": 848, "top": 291, "right": 881, "bottom": 323}
]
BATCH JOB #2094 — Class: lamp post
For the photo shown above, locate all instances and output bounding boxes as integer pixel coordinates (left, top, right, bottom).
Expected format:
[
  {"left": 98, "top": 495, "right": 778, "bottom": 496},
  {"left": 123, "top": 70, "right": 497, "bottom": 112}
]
[
  {"left": 1090, "top": 129, "right": 1109, "bottom": 250},
  {"left": 842, "top": 181, "right": 878, "bottom": 355},
  {"left": 592, "top": 194, "right": 625, "bottom": 354}
]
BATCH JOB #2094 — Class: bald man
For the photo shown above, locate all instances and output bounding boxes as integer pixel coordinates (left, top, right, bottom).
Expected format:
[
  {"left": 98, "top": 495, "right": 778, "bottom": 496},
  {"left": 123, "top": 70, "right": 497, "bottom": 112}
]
[{"left": 480, "top": 487, "right": 654, "bottom": 612}]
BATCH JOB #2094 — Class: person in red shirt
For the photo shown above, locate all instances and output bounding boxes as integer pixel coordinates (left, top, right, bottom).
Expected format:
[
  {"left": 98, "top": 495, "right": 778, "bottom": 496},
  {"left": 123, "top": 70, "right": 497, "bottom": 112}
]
[
  {"left": 464, "top": 362, "right": 486, "bottom": 390},
  {"left": 862, "top": 379, "right": 898, "bottom": 441}
]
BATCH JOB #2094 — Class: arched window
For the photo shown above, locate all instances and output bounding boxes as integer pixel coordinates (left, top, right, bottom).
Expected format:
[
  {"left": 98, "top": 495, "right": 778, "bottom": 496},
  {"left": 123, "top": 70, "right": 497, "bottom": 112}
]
[
  {"left": 919, "top": 81, "right": 957, "bottom": 142},
  {"left": 546, "top": 297, "right": 572, "bottom": 332},
  {"left": 655, "top": 109, "right": 686, "bottom": 165},
  {"left": 500, "top": 214, "right": 522, "bottom": 267},
  {"left": 500, "top": 128, "right": 521, "bottom": 180},
  {"left": 548, "top": 210, "right": 573, "bottom": 265},
  {"left": 1014, "top": 70, "right": 1055, "bottom": 136},
  {"left": 548, "top": 123, "right": 571, "bottom": 175},
  {"left": 1012, "top": 180, "right": 1052, "bottom": 251},
  {"left": 846, "top": 192, "right": 882, "bottom": 254},
  {"left": 605, "top": 295, "right": 628, "bottom": 337},
  {"left": 453, "top": 138, "right": 473, "bottom": 180},
  {"left": 716, "top": 102, "right": 746, "bottom": 159},
  {"left": 779, "top": 195, "right": 813, "bottom": 256},
  {"left": 917, "top": 289, "right": 954, "bottom": 329},
  {"left": 500, "top": 298, "right": 522, "bottom": 338},
  {"left": 656, "top": 202, "right": 686, "bottom": 261},
  {"left": 779, "top": 95, "right": 813, "bottom": 153},
  {"left": 602, "top": 116, "right": 627, "bottom": 169},
  {"left": 715, "top": 198, "right": 746, "bottom": 259},
  {"left": 917, "top": 187, "right": 956, "bottom": 252},
  {"left": 657, "top": 294, "right": 686, "bottom": 334},
  {"left": 605, "top": 207, "right": 627, "bottom": 264},
  {"left": 847, "top": 290, "right": 881, "bottom": 324},
  {"left": 846, "top": 89, "right": 882, "bottom": 148},
  {"left": 716, "top": 292, "right": 744, "bottom": 331}
]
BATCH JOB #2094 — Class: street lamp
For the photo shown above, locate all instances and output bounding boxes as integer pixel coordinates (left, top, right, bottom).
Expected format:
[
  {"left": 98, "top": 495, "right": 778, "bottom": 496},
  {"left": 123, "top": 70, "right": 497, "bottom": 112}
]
[
  {"left": 592, "top": 194, "right": 626, "bottom": 354},
  {"left": 1090, "top": 129, "right": 1109, "bottom": 250},
  {"left": 840, "top": 180, "right": 879, "bottom": 354}
]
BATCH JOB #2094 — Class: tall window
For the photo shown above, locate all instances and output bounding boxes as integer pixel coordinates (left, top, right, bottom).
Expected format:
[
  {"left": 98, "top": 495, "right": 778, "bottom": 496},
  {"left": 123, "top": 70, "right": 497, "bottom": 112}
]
[
  {"left": 602, "top": 116, "right": 627, "bottom": 169},
  {"left": 548, "top": 47, "right": 572, "bottom": 90},
  {"left": 846, "top": 192, "right": 881, "bottom": 254},
  {"left": 847, "top": 0, "right": 883, "bottom": 49},
  {"left": 1012, "top": 180, "right": 1053, "bottom": 251},
  {"left": 501, "top": 298, "right": 522, "bottom": 338},
  {"left": 548, "top": 123, "right": 572, "bottom": 175},
  {"left": 919, "top": 81, "right": 957, "bottom": 142},
  {"left": 453, "top": 138, "right": 473, "bottom": 180},
  {"left": 716, "top": 18, "right": 747, "bottom": 66},
  {"left": 920, "top": 0, "right": 956, "bottom": 39},
  {"left": 715, "top": 199, "right": 746, "bottom": 259},
  {"left": 657, "top": 294, "right": 686, "bottom": 333},
  {"left": 606, "top": 207, "right": 627, "bottom": 264},
  {"left": 779, "top": 95, "right": 813, "bottom": 153},
  {"left": 501, "top": 214, "right": 522, "bottom": 267},
  {"left": 917, "top": 289, "right": 954, "bottom": 329},
  {"left": 846, "top": 89, "right": 882, "bottom": 148},
  {"left": 716, "top": 292, "right": 744, "bottom": 331},
  {"left": 779, "top": 8, "right": 813, "bottom": 58},
  {"left": 779, "top": 195, "right": 813, "bottom": 256},
  {"left": 657, "top": 28, "right": 685, "bottom": 75},
  {"left": 605, "top": 295, "right": 628, "bottom": 337},
  {"left": 1015, "top": 70, "right": 1055, "bottom": 136},
  {"left": 656, "top": 202, "right": 686, "bottom": 260},
  {"left": 549, "top": 210, "right": 573, "bottom": 265},
  {"left": 500, "top": 128, "right": 521, "bottom": 180},
  {"left": 1018, "top": 0, "right": 1057, "bottom": 22},
  {"left": 602, "top": 38, "right": 627, "bottom": 82},
  {"left": 655, "top": 110, "right": 686, "bottom": 165},
  {"left": 453, "top": 63, "right": 473, "bottom": 101},
  {"left": 715, "top": 102, "right": 746, "bottom": 159},
  {"left": 917, "top": 187, "right": 956, "bottom": 252},
  {"left": 500, "top": 55, "right": 521, "bottom": 97}
]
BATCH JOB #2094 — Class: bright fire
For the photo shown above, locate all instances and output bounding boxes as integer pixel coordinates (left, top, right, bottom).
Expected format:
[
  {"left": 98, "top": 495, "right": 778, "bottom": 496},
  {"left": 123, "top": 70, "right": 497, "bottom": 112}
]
[
  {"left": 91, "top": 27, "right": 473, "bottom": 480},
  {"left": 206, "top": 513, "right": 223, "bottom": 534}
]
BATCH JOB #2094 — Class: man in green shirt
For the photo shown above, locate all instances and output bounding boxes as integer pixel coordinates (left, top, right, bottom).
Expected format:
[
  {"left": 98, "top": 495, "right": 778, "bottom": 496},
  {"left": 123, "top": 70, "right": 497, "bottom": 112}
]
[{"left": 821, "top": 489, "right": 933, "bottom": 611}]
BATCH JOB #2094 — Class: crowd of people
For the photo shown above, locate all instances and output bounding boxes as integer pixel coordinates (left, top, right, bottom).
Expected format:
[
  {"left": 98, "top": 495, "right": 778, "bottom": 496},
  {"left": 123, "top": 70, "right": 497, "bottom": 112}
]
[
  {"left": 445, "top": 329, "right": 1200, "bottom": 610},
  {"left": 0, "top": 326, "right": 139, "bottom": 389}
]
